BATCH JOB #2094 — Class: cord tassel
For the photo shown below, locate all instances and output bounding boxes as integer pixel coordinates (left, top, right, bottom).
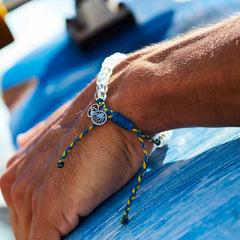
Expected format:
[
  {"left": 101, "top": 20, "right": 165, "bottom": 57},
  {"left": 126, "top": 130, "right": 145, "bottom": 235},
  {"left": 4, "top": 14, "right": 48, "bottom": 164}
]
[{"left": 121, "top": 130, "right": 149, "bottom": 225}]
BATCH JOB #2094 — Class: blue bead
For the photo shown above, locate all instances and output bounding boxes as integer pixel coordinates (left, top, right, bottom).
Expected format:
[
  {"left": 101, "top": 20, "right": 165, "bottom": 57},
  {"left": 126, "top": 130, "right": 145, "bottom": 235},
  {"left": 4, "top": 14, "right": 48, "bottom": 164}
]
[{"left": 97, "top": 98, "right": 104, "bottom": 104}]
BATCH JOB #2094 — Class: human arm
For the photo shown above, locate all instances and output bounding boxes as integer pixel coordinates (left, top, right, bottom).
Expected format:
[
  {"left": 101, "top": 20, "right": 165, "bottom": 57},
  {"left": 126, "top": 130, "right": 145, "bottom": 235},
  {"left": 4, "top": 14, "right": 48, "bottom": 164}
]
[
  {"left": 109, "top": 15, "right": 240, "bottom": 133},
  {"left": 1, "top": 15, "right": 240, "bottom": 240}
]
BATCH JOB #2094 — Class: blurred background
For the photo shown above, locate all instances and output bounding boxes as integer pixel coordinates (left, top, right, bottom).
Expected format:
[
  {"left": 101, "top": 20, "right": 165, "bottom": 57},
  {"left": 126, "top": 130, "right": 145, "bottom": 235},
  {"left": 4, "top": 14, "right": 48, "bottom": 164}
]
[{"left": 1, "top": 0, "right": 240, "bottom": 239}]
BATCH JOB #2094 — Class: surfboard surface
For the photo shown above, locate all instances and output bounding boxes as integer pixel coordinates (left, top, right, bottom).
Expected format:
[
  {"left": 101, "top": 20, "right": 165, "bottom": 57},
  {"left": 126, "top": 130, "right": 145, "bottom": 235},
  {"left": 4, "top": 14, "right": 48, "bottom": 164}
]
[{"left": 65, "top": 128, "right": 240, "bottom": 240}]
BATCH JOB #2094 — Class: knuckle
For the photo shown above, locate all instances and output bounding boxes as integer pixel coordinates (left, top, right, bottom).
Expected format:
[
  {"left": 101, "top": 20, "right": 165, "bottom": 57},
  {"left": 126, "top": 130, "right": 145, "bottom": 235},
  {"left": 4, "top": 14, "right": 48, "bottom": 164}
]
[
  {"left": 0, "top": 171, "right": 14, "bottom": 197},
  {"left": 7, "top": 156, "right": 16, "bottom": 168},
  {"left": 10, "top": 182, "right": 24, "bottom": 207}
]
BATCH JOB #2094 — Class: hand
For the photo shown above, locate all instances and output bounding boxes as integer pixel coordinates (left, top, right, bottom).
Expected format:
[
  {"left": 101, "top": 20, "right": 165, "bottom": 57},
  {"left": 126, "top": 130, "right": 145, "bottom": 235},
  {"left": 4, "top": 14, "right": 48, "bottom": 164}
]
[{"left": 0, "top": 59, "right": 153, "bottom": 239}]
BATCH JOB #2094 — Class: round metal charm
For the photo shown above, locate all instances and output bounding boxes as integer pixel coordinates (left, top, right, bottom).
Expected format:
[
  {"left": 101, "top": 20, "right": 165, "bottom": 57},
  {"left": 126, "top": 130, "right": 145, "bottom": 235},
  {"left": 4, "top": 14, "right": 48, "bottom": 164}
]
[
  {"left": 87, "top": 103, "right": 99, "bottom": 117},
  {"left": 91, "top": 110, "right": 107, "bottom": 125}
]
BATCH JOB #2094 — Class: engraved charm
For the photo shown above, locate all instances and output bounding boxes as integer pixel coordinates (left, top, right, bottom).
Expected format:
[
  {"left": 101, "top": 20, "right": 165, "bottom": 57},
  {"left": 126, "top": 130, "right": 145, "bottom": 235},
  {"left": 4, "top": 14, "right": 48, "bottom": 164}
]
[
  {"left": 87, "top": 103, "right": 99, "bottom": 117},
  {"left": 91, "top": 110, "right": 107, "bottom": 125}
]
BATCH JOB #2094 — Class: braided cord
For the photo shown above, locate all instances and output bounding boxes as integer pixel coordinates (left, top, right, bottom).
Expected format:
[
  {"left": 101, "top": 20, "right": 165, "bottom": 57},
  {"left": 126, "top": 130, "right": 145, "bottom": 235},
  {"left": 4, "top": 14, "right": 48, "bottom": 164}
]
[
  {"left": 100, "top": 101, "right": 160, "bottom": 224},
  {"left": 120, "top": 129, "right": 149, "bottom": 225},
  {"left": 57, "top": 124, "right": 95, "bottom": 168}
]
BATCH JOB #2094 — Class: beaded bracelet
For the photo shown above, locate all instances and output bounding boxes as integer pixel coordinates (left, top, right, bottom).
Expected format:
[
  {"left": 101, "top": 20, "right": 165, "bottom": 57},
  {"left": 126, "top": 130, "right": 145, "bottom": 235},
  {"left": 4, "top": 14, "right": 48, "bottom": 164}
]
[{"left": 57, "top": 53, "right": 170, "bottom": 225}]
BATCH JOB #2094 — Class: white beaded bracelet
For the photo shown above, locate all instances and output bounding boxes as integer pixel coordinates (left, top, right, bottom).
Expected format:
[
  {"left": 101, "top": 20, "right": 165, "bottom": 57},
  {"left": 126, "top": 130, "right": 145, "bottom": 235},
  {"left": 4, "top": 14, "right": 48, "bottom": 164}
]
[
  {"left": 95, "top": 52, "right": 127, "bottom": 101},
  {"left": 95, "top": 52, "right": 172, "bottom": 148}
]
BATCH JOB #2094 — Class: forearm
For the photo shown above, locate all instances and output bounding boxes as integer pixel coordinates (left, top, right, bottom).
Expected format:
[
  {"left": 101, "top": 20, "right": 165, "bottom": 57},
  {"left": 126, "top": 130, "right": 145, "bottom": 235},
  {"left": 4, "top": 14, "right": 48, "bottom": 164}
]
[{"left": 108, "top": 15, "right": 240, "bottom": 134}]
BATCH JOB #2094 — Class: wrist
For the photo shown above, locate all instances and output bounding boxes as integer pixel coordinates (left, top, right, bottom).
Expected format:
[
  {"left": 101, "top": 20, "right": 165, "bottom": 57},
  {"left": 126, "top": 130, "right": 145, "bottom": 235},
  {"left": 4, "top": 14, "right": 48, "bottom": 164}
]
[
  {"left": 106, "top": 57, "right": 169, "bottom": 135},
  {"left": 108, "top": 16, "right": 240, "bottom": 133}
]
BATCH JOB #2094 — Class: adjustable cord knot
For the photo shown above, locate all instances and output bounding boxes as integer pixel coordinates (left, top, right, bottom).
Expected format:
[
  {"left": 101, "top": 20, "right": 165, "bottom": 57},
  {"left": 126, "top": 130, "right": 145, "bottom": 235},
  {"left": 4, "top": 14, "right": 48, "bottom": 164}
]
[{"left": 110, "top": 111, "right": 134, "bottom": 130}]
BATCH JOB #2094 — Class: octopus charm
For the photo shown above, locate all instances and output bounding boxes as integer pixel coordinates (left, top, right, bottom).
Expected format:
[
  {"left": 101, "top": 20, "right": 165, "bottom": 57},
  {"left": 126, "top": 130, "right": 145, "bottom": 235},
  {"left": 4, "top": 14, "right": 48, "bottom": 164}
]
[
  {"left": 88, "top": 103, "right": 107, "bottom": 125},
  {"left": 91, "top": 110, "right": 107, "bottom": 125},
  {"left": 87, "top": 103, "right": 99, "bottom": 117}
]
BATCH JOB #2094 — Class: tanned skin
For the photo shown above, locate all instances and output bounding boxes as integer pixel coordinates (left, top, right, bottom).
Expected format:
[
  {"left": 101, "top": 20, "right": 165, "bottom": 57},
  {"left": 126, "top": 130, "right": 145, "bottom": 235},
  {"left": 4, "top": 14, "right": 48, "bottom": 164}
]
[{"left": 1, "top": 15, "right": 240, "bottom": 239}]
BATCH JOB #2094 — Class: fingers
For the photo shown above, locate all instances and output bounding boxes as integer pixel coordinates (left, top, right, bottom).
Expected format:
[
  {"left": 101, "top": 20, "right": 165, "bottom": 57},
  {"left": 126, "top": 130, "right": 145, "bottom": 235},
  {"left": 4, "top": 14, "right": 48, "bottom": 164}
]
[
  {"left": 1, "top": 89, "right": 94, "bottom": 239},
  {"left": 19, "top": 206, "right": 32, "bottom": 240},
  {"left": 1, "top": 126, "right": 64, "bottom": 239},
  {"left": 29, "top": 181, "right": 79, "bottom": 240},
  {"left": 30, "top": 221, "right": 61, "bottom": 240},
  {"left": 30, "top": 228, "right": 61, "bottom": 240},
  {"left": 3, "top": 123, "right": 79, "bottom": 239},
  {"left": 19, "top": 171, "right": 48, "bottom": 240},
  {"left": 29, "top": 210, "right": 70, "bottom": 240},
  {"left": 8, "top": 208, "right": 19, "bottom": 240},
  {"left": 0, "top": 158, "right": 21, "bottom": 239}
]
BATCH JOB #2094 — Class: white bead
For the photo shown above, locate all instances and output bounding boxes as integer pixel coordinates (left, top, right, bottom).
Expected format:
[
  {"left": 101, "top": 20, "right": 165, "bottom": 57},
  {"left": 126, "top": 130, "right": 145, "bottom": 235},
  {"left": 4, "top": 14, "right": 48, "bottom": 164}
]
[
  {"left": 102, "top": 58, "right": 113, "bottom": 68},
  {"left": 97, "top": 69, "right": 112, "bottom": 82},
  {"left": 97, "top": 78, "right": 108, "bottom": 87},
  {"left": 94, "top": 92, "right": 98, "bottom": 101},
  {"left": 102, "top": 64, "right": 113, "bottom": 70},
  {"left": 102, "top": 66, "right": 112, "bottom": 74},
  {"left": 97, "top": 79, "right": 107, "bottom": 88},
  {"left": 149, "top": 130, "right": 173, "bottom": 156},
  {"left": 104, "top": 71, "right": 112, "bottom": 81},
  {"left": 96, "top": 84, "right": 108, "bottom": 93},
  {"left": 156, "top": 130, "right": 173, "bottom": 148},
  {"left": 95, "top": 53, "right": 127, "bottom": 101},
  {"left": 97, "top": 91, "right": 107, "bottom": 101},
  {"left": 96, "top": 79, "right": 103, "bottom": 85},
  {"left": 98, "top": 72, "right": 105, "bottom": 80},
  {"left": 97, "top": 75, "right": 105, "bottom": 84}
]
